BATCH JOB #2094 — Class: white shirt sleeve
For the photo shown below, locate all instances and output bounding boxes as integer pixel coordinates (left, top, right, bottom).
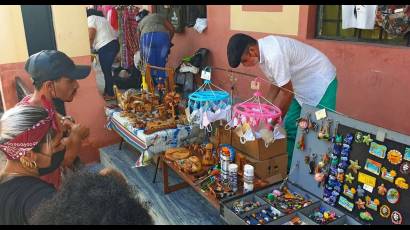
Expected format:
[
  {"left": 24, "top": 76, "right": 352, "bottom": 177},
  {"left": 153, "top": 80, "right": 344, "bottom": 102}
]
[
  {"left": 265, "top": 52, "right": 291, "bottom": 87},
  {"left": 87, "top": 16, "right": 96, "bottom": 28}
]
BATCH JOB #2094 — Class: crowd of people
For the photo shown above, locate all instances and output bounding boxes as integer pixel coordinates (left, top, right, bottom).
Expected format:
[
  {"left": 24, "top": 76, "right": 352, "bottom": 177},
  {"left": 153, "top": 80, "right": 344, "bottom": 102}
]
[{"left": 0, "top": 50, "right": 153, "bottom": 225}]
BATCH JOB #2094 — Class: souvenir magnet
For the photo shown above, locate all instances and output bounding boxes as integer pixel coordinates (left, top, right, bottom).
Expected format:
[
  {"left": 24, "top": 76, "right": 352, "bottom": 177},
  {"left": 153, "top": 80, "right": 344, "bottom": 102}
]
[
  {"left": 377, "top": 183, "right": 387, "bottom": 196},
  {"left": 338, "top": 196, "right": 354, "bottom": 212},
  {"left": 379, "top": 205, "right": 391, "bottom": 219},
  {"left": 348, "top": 160, "right": 361, "bottom": 174},
  {"left": 345, "top": 173, "right": 354, "bottom": 184},
  {"left": 369, "top": 142, "right": 387, "bottom": 159},
  {"left": 364, "top": 158, "right": 382, "bottom": 176},
  {"left": 391, "top": 211, "right": 403, "bottom": 225},
  {"left": 355, "top": 198, "right": 366, "bottom": 210},
  {"left": 365, "top": 196, "right": 380, "bottom": 211},
  {"left": 404, "top": 147, "right": 410, "bottom": 161},
  {"left": 362, "top": 134, "right": 373, "bottom": 146},
  {"left": 394, "top": 177, "right": 409, "bottom": 190},
  {"left": 381, "top": 167, "right": 397, "bottom": 183},
  {"left": 399, "top": 162, "right": 409, "bottom": 175},
  {"left": 357, "top": 185, "right": 365, "bottom": 197},
  {"left": 358, "top": 172, "right": 376, "bottom": 189},
  {"left": 354, "top": 132, "right": 363, "bottom": 143},
  {"left": 387, "top": 150, "right": 403, "bottom": 165},
  {"left": 386, "top": 188, "right": 399, "bottom": 204},
  {"left": 342, "top": 184, "right": 356, "bottom": 199},
  {"left": 360, "top": 211, "right": 374, "bottom": 222}
]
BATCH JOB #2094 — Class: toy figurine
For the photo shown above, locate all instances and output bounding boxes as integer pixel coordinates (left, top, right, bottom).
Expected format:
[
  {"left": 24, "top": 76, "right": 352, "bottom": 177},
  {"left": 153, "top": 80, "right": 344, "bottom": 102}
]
[{"left": 202, "top": 143, "right": 215, "bottom": 166}]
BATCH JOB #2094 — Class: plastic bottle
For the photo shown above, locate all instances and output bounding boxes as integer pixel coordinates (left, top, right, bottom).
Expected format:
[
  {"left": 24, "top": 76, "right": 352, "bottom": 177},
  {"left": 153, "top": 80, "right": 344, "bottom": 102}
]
[
  {"left": 229, "top": 163, "right": 238, "bottom": 192},
  {"left": 220, "top": 147, "right": 231, "bottom": 182},
  {"left": 243, "top": 164, "right": 254, "bottom": 193}
]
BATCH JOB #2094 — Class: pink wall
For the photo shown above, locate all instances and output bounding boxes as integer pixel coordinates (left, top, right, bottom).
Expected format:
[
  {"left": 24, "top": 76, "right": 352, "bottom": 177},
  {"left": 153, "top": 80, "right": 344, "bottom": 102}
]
[
  {"left": 0, "top": 56, "right": 121, "bottom": 163},
  {"left": 167, "top": 5, "right": 410, "bottom": 135}
]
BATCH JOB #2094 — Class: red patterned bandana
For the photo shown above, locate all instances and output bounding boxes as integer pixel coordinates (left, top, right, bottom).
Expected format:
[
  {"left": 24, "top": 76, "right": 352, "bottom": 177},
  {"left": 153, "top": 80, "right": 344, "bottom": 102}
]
[{"left": 0, "top": 95, "right": 59, "bottom": 160}]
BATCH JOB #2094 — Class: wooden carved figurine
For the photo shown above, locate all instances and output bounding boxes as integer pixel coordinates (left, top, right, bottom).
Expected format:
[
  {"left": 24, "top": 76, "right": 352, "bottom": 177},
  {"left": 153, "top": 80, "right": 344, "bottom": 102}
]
[{"left": 202, "top": 143, "right": 215, "bottom": 166}]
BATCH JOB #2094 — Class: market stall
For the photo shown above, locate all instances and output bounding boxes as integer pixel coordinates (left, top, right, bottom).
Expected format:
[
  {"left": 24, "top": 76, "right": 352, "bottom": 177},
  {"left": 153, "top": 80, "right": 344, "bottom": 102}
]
[{"left": 220, "top": 104, "right": 410, "bottom": 225}]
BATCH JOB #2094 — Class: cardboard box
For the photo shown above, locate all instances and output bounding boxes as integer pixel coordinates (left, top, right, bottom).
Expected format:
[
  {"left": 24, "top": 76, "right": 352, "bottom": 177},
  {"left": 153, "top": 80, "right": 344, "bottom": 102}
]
[
  {"left": 232, "top": 132, "right": 287, "bottom": 161},
  {"left": 218, "top": 126, "right": 287, "bottom": 161},
  {"left": 245, "top": 153, "right": 288, "bottom": 180}
]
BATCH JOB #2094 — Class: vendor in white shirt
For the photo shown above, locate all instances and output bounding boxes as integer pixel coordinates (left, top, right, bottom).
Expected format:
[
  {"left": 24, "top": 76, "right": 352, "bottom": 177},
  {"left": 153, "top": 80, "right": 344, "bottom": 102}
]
[{"left": 227, "top": 33, "right": 338, "bottom": 170}]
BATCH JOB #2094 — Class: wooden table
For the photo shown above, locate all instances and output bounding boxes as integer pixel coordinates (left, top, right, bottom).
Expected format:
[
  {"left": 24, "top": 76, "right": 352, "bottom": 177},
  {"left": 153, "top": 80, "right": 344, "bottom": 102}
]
[{"left": 159, "top": 153, "right": 266, "bottom": 210}]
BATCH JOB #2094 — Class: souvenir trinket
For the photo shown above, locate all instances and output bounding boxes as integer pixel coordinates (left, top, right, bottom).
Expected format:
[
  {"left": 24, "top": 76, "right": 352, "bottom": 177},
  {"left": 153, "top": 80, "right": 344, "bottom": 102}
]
[
  {"left": 202, "top": 143, "right": 215, "bottom": 166},
  {"left": 318, "top": 119, "right": 332, "bottom": 140},
  {"left": 404, "top": 147, "right": 410, "bottom": 161},
  {"left": 264, "top": 187, "right": 312, "bottom": 214},
  {"left": 369, "top": 142, "right": 387, "bottom": 159},
  {"left": 379, "top": 205, "right": 391, "bottom": 218},
  {"left": 356, "top": 185, "right": 365, "bottom": 197},
  {"left": 296, "top": 132, "right": 305, "bottom": 151},
  {"left": 377, "top": 183, "right": 387, "bottom": 196},
  {"left": 365, "top": 196, "right": 380, "bottom": 211},
  {"left": 400, "top": 162, "right": 409, "bottom": 175},
  {"left": 381, "top": 167, "right": 397, "bottom": 183},
  {"left": 391, "top": 211, "right": 403, "bottom": 225},
  {"left": 358, "top": 172, "right": 376, "bottom": 193},
  {"left": 296, "top": 116, "right": 309, "bottom": 131},
  {"left": 386, "top": 188, "right": 399, "bottom": 204},
  {"left": 362, "top": 134, "right": 373, "bottom": 146},
  {"left": 348, "top": 160, "right": 361, "bottom": 174},
  {"left": 336, "top": 168, "right": 345, "bottom": 182},
  {"left": 354, "top": 132, "right": 363, "bottom": 143},
  {"left": 164, "top": 147, "right": 191, "bottom": 161},
  {"left": 243, "top": 206, "right": 283, "bottom": 225},
  {"left": 342, "top": 184, "right": 356, "bottom": 199},
  {"left": 308, "top": 207, "right": 338, "bottom": 224},
  {"left": 283, "top": 216, "right": 307, "bottom": 225},
  {"left": 232, "top": 200, "right": 261, "bottom": 215},
  {"left": 355, "top": 198, "right": 366, "bottom": 210},
  {"left": 308, "top": 154, "right": 317, "bottom": 174},
  {"left": 387, "top": 150, "right": 403, "bottom": 165},
  {"left": 360, "top": 211, "right": 374, "bottom": 222},
  {"left": 338, "top": 196, "right": 354, "bottom": 212},
  {"left": 394, "top": 177, "right": 408, "bottom": 190},
  {"left": 364, "top": 158, "right": 382, "bottom": 176},
  {"left": 345, "top": 173, "right": 355, "bottom": 184}
]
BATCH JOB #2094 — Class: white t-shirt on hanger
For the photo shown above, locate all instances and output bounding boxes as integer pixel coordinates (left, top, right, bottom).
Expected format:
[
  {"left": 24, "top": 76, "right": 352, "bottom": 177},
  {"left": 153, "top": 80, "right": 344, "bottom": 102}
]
[
  {"left": 258, "top": 35, "right": 336, "bottom": 107},
  {"left": 342, "top": 5, "right": 377, "bottom": 30}
]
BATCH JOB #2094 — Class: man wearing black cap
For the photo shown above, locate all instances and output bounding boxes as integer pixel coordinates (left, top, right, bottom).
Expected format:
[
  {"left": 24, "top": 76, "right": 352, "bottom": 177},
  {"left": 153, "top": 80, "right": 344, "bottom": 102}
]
[
  {"left": 227, "top": 33, "right": 337, "bottom": 170},
  {"left": 22, "top": 50, "right": 91, "bottom": 188}
]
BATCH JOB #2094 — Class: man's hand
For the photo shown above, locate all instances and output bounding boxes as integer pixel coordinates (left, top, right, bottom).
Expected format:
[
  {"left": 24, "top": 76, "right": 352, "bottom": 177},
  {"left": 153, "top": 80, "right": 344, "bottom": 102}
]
[{"left": 70, "top": 123, "right": 90, "bottom": 140}]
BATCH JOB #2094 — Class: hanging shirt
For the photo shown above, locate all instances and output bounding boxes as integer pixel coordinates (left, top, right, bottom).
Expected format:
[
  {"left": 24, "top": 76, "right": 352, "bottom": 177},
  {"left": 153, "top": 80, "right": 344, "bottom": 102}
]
[
  {"left": 87, "top": 15, "right": 117, "bottom": 51},
  {"left": 342, "top": 5, "right": 377, "bottom": 30},
  {"left": 107, "top": 8, "right": 119, "bottom": 31},
  {"left": 258, "top": 35, "right": 336, "bottom": 107}
]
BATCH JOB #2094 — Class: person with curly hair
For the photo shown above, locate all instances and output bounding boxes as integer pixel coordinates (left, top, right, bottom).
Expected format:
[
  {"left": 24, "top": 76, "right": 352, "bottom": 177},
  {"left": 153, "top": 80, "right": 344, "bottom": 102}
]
[{"left": 29, "top": 168, "right": 153, "bottom": 225}]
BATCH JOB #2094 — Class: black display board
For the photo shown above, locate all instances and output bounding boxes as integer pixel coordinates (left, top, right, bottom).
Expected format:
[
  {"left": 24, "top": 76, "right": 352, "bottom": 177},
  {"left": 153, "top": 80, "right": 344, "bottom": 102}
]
[{"left": 336, "top": 124, "right": 409, "bottom": 225}]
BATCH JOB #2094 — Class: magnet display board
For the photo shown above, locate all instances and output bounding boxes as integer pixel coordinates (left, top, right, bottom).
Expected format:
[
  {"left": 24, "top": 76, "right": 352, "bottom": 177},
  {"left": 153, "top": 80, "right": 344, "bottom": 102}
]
[{"left": 289, "top": 104, "right": 409, "bottom": 225}]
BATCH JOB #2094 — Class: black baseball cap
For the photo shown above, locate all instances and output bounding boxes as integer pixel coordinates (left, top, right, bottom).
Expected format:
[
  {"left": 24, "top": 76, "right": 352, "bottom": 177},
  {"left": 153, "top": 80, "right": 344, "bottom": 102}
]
[
  {"left": 25, "top": 50, "right": 91, "bottom": 84},
  {"left": 227, "top": 33, "right": 257, "bottom": 68}
]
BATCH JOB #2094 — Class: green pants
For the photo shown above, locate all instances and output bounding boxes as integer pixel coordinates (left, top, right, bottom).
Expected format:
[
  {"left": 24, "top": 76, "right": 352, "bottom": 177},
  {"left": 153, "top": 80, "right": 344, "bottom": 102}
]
[{"left": 284, "top": 78, "right": 338, "bottom": 170}]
